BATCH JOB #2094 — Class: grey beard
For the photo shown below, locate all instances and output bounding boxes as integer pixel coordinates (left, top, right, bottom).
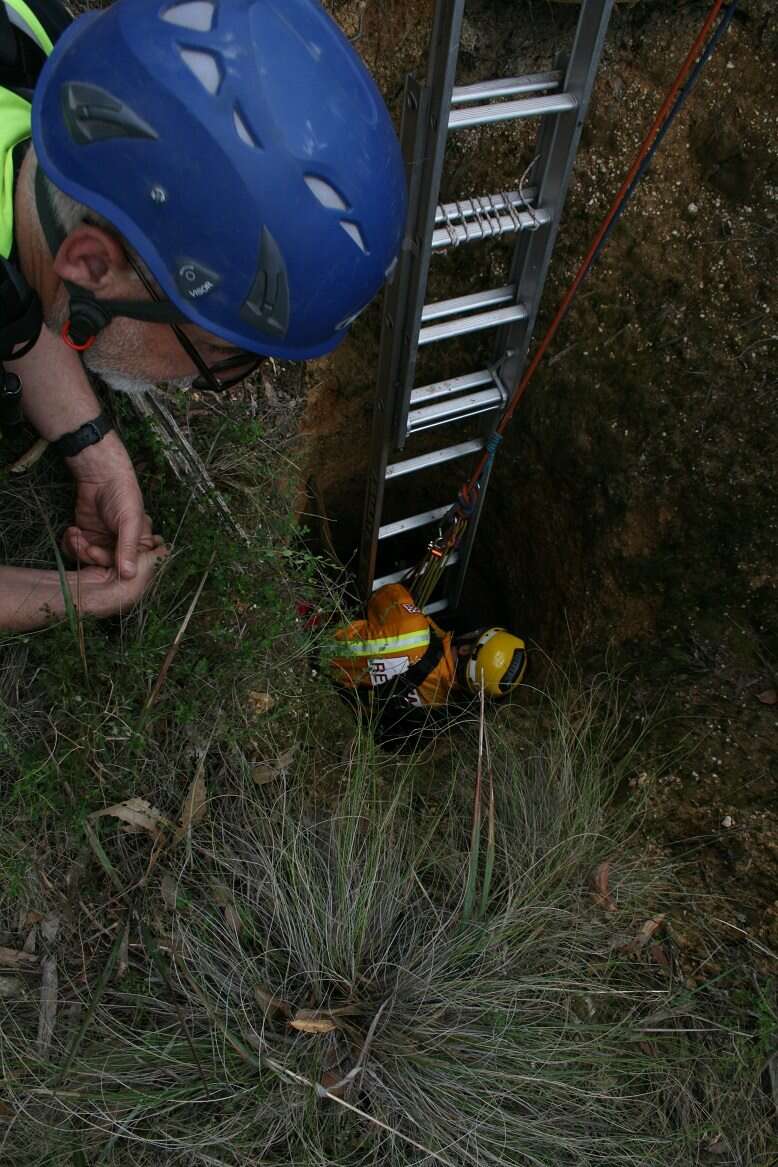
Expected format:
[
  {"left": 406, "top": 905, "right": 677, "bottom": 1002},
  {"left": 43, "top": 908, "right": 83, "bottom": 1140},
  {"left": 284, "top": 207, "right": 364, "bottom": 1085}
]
[
  {"left": 46, "top": 299, "right": 195, "bottom": 395},
  {"left": 82, "top": 351, "right": 196, "bottom": 396}
]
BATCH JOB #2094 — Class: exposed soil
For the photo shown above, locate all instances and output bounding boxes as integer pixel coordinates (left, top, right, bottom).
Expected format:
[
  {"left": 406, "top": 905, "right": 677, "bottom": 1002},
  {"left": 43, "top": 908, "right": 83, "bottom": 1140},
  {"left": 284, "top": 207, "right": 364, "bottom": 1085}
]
[{"left": 307, "top": 1, "right": 778, "bottom": 955}]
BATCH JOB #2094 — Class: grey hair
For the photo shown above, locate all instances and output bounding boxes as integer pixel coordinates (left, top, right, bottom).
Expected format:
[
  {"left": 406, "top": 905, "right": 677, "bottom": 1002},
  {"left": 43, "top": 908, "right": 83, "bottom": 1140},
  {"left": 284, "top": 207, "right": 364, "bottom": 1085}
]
[
  {"left": 25, "top": 148, "right": 153, "bottom": 281},
  {"left": 26, "top": 147, "right": 115, "bottom": 239}
]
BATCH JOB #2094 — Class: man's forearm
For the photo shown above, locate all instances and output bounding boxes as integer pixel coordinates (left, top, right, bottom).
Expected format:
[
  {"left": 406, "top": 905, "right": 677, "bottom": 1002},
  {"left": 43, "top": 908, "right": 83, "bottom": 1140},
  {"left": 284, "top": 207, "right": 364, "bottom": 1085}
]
[
  {"left": 6, "top": 325, "right": 102, "bottom": 442},
  {"left": 0, "top": 566, "right": 71, "bottom": 631}
]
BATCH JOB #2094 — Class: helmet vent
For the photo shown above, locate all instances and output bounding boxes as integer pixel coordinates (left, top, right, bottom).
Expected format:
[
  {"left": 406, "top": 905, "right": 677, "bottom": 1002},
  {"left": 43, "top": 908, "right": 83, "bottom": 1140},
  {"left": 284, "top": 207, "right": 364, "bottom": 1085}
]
[
  {"left": 162, "top": 2, "right": 215, "bottom": 32},
  {"left": 233, "top": 105, "right": 262, "bottom": 149},
  {"left": 304, "top": 176, "right": 348, "bottom": 212},
  {"left": 340, "top": 220, "right": 368, "bottom": 255},
  {"left": 240, "top": 226, "right": 290, "bottom": 339},
  {"left": 179, "top": 47, "right": 223, "bottom": 95}
]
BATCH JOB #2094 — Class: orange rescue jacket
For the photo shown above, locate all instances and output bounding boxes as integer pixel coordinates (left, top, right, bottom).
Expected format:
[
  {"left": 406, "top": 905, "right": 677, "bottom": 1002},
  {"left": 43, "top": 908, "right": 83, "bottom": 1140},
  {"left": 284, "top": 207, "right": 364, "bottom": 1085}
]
[{"left": 330, "top": 584, "right": 458, "bottom": 708}]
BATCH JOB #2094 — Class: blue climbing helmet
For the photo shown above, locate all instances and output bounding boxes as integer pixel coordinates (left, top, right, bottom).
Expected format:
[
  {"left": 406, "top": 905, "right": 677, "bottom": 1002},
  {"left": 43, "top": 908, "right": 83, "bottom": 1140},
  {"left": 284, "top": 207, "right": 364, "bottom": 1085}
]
[{"left": 31, "top": 0, "right": 407, "bottom": 359}]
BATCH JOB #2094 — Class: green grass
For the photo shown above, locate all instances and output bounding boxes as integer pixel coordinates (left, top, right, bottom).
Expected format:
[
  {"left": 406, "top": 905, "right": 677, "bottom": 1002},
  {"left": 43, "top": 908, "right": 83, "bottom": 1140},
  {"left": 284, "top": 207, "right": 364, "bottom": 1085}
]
[
  {"left": 0, "top": 390, "right": 774, "bottom": 1166},
  {"left": 1, "top": 678, "right": 775, "bottom": 1166}
]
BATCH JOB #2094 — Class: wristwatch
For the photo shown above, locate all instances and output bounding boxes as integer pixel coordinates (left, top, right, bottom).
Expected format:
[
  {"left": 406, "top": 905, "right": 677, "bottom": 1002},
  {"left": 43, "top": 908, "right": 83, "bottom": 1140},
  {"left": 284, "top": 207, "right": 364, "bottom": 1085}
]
[{"left": 52, "top": 411, "right": 114, "bottom": 458}]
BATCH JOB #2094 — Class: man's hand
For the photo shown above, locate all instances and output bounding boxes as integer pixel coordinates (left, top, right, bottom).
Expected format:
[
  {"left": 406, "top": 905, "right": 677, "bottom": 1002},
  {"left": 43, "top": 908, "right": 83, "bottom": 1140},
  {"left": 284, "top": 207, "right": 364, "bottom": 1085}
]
[
  {"left": 62, "top": 431, "right": 156, "bottom": 580},
  {"left": 0, "top": 543, "right": 168, "bottom": 632},
  {"left": 69, "top": 541, "right": 168, "bottom": 620}
]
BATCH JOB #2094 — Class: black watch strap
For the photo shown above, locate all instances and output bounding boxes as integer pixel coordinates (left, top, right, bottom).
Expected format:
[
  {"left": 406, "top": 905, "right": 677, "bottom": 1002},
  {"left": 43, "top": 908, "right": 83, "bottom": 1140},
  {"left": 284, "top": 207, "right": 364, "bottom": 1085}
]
[{"left": 52, "top": 412, "right": 114, "bottom": 459}]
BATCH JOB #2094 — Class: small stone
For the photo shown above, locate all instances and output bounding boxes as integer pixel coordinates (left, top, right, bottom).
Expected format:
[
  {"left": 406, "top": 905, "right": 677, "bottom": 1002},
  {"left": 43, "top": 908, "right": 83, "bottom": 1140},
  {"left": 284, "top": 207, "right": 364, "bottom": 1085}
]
[
  {"left": 687, "top": 202, "right": 699, "bottom": 215},
  {"left": 721, "top": 815, "right": 734, "bottom": 829}
]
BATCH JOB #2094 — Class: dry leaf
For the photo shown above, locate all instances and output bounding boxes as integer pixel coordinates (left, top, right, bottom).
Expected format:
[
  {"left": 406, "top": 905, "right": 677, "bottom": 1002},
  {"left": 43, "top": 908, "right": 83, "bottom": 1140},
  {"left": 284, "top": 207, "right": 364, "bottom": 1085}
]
[
  {"left": 91, "top": 798, "right": 171, "bottom": 840},
  {"left": 252, "top": 745, "right": 297, "bottom": 785},
  {"left": 649, "top": 942, "right": 671, "bottom": 969},
  {"left": 320, "top": 1069, "right": 348, "bottom": 1097},
  {"left": 212, "top": 883, "right": 242, "bottom": 936},
  {"left": 589, "top": 860, "right": 617, "bottom": 912},
  {"left": 173, "top": 773, "right": 208, "bottom": 844},
  {"left": 37, "top": 955, "right": 58, "bottom": 1056},
  {"left": 248, "top": 690, "right": 275, "bottom": 716},
  {"left": 0, "top": 946, "right": 38, "bottom": 968},
  {"left": 254, "top": 985, "right": 290, "bottom": 1016},
  {"left": 252, "top": 763, "right": 279, "bottom": 786},
  {"left": 0, "top": 977, "right": 24, "bottom": 999},
  {"left": 620, "top": 915, "right": 668, "bottom": 958},
  {"left": 290, "top": 1009, "right": 338, "bottom": 1034},
  {"left": 638, "top": 915, "right": 666, "bottom": 943},
  {"left": 161, "top": 873, "right": 178, "bottom": 911},
  {"left": 756, "top": 689, "right": 777, "bottom": 706},
  {"left": 117, "top": 919, "right": 130, "bottom": 983},
  {"left": 40, "top": 913, "right": 60, "bottom": 944}
]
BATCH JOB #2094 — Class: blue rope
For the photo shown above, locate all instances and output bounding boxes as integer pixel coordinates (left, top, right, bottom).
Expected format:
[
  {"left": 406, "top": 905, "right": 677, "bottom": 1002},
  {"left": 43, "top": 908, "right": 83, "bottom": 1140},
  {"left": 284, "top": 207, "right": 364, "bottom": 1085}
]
[{"left": 591, "top": 0, "right": 740, "bottom": 266}]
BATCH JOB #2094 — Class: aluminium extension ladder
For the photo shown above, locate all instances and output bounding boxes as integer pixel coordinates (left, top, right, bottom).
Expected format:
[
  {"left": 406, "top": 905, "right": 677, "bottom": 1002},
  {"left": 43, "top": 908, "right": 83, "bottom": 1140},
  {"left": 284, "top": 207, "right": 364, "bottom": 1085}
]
[{"left": 357, "top": 0, "right": 614, "bottom": 614}]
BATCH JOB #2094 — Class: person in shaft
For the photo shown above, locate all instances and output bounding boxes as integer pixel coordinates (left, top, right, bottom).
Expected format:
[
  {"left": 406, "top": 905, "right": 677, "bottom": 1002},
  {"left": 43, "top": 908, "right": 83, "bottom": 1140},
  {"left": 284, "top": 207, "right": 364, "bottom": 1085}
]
[{"left": 328, "top": 583, "right": 527, "bottom": 740}]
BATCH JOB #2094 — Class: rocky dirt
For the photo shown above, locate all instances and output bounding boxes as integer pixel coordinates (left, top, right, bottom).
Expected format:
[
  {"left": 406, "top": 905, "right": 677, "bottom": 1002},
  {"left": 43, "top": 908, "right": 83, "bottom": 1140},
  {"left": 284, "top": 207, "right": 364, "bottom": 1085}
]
[{"left": 309, "top": 1, "right": 778, "bottom": 953}]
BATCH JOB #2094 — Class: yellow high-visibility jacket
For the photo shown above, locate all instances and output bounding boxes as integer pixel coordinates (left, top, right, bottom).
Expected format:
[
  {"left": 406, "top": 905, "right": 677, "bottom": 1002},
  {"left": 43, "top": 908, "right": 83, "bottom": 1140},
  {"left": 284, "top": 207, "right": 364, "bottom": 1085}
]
[
  {"left": 0, "top": 0, "right": 60, "bottom": 258},
  {"left": 330, "top": 583, "right": 458, "bottom": 708}
]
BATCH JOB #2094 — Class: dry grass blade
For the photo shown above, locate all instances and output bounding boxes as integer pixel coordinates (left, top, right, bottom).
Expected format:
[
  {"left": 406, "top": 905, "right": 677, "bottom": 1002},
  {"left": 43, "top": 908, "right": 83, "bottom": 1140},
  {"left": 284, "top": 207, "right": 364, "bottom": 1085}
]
[
  {"left": 82, "top": 819, "right": 126, "bottom": 895},
  {"left": 36, "top": 915, "right": 59, "bottom": 1058},
  {"left": 144, "top": 552, "right": 215, "bottom": 711},
  {"left": 9, "top": 437, "right": 48, "bottom": 474},
  {"left": 463, "top": 680, "right": 486, "bottom": 922},
  {"left": 139, "top": 917, "right": 211, "bottom": 1100},
  {"left": 54, "top": 920, "right": 126, "bottom": 1087}
]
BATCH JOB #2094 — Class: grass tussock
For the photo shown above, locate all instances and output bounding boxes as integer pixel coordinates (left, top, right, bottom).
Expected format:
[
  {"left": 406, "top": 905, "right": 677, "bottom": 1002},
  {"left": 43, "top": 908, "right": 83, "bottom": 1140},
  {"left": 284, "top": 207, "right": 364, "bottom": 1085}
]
[{"left": 1, "top": 680, "right": 773, "bottom": 1166}]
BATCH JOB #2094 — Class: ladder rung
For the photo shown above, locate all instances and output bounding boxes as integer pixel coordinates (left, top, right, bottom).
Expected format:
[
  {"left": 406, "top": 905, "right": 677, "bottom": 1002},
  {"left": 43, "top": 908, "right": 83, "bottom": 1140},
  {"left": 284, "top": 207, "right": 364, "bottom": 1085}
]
[
  {"left": 379, "top": 505, "right": 451, "bottom": 541},
  {"left": 374, "top": 552, "right": 459, "bottom": 592},
  {"left": 422, "top": 285, "right": 514, "bottom": 324},
  {"left": 386, "top": 438, "right": 484, "bottom": 480},
  {"left": 424, "top": 599, "right": 449, "bottom": 616},
  {"left": 451, "top": 70, "right": 563, "bottom": 105},
  {"left": 411, "top": 369, "right": 494, "bottom": 407},
  {"left": 449, "top": 91, "right": 577, "bottom": 132},
  {"left": 432, "top": 201, "right": 550, "bottom": 250},
  {"left": 434, "top": 190, "right": 536, "bottom": 226},
  {"left": 419, "top": 303, "right": 527, "bottom": 346},
  {"left": 408, "top": 387, "right": 503, "bottom": 435}
]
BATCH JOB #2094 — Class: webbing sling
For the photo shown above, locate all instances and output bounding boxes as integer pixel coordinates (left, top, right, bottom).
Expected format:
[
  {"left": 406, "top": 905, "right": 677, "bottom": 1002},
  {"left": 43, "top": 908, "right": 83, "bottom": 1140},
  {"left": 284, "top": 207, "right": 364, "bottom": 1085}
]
[{"left": 384, "top": 628, "right": 446, "bottom": 701}]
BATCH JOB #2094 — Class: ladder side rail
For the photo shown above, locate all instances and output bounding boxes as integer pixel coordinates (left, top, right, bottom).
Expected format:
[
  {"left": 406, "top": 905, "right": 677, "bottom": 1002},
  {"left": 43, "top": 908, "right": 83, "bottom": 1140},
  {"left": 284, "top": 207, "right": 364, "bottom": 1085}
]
[
  {"left": 357, "top": 76, "right": 433, "bottom": 602},
  {"left": 390, "top": 0, "right": 468, "bottom": 451},
  {"left": 494, "top": 0, "right": 615, "bottom": 393},
  {"left": 358, "top": 0, "right": 467, "bottom": 600},
  {"left": 447, "top": 0, "right": 614, "bottom": 612}
]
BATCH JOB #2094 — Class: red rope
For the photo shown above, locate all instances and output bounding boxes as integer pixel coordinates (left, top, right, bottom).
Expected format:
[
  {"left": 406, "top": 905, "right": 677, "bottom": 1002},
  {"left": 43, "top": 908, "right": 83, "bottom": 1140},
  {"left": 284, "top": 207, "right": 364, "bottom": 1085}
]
[{"left": 461, "top": 0, "right": 728, "bottom": 500}]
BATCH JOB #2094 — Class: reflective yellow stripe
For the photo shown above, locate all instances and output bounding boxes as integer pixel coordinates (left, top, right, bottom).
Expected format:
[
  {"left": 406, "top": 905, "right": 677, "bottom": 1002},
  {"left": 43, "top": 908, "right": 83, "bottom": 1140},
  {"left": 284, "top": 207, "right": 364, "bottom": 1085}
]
[
  {"left": 0, "top": 1, "right": 55, "bottom": 257},
  {"left": 4, "top": 0, "right": 54, "bottom": 54},
  {"left": 332, "top": 628, "right": 431, "bottom": 658}
]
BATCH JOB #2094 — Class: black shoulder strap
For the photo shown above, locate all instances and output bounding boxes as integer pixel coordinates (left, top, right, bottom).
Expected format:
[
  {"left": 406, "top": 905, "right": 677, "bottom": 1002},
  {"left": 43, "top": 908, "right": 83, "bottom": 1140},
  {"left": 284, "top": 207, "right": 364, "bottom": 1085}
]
[
  {"left": 0, "top": 6, "right": 17, "bottom": 69},
  {"left": 0, "top": 0, "right": 72, "bottom": 93},
  {"left": 388, "top": 628, "right": 446, "bottom": 701}
]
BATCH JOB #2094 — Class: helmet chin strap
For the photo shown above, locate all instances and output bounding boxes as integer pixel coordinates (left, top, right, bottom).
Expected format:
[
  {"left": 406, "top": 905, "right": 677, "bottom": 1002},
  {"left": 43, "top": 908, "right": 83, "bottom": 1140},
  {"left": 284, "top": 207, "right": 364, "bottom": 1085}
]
[{"left": 34, "top": 163, "right": 185, "bottom": 350}]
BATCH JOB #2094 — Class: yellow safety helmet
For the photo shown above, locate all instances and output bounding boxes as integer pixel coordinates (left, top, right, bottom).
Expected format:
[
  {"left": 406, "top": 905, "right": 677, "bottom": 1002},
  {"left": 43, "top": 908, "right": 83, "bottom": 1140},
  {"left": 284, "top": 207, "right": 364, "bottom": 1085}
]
[{"left": 463, "top": 628, "right": 527, "bottom": 698}]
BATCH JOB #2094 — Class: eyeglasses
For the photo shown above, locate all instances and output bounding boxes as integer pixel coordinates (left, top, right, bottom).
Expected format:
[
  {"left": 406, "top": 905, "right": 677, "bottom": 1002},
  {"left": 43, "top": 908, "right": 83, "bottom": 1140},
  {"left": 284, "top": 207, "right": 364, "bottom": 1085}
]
[{"left": 124, "top": 252, "right": 264, "bottom": 393}]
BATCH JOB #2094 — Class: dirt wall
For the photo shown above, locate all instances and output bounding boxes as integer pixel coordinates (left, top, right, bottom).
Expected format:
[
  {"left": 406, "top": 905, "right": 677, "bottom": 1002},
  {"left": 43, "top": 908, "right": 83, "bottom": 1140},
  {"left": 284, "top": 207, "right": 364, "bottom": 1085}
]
[{"left": 307, "top": 0, "right": 777, "bottom": 661}]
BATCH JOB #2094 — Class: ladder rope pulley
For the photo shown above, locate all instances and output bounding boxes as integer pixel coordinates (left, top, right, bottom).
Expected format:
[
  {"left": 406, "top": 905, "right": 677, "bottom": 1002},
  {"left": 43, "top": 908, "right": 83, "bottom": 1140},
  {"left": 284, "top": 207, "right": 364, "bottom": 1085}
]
[{"left": 406, "top": 0, "right": 739, "bottom": 607}]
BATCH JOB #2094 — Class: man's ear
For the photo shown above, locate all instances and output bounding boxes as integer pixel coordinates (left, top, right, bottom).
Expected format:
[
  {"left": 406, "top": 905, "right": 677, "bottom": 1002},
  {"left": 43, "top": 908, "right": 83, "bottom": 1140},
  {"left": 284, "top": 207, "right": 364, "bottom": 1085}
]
[{"left": 53, "top": 225, "right": 128, "bottom": 295}]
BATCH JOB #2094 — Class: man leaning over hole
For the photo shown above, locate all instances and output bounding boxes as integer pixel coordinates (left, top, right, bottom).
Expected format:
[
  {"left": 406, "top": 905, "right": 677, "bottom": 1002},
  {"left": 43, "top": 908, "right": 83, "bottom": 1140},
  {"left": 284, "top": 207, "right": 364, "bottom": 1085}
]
[{"left": 0, "top": 0, "right": 406, "bottom": 631}]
